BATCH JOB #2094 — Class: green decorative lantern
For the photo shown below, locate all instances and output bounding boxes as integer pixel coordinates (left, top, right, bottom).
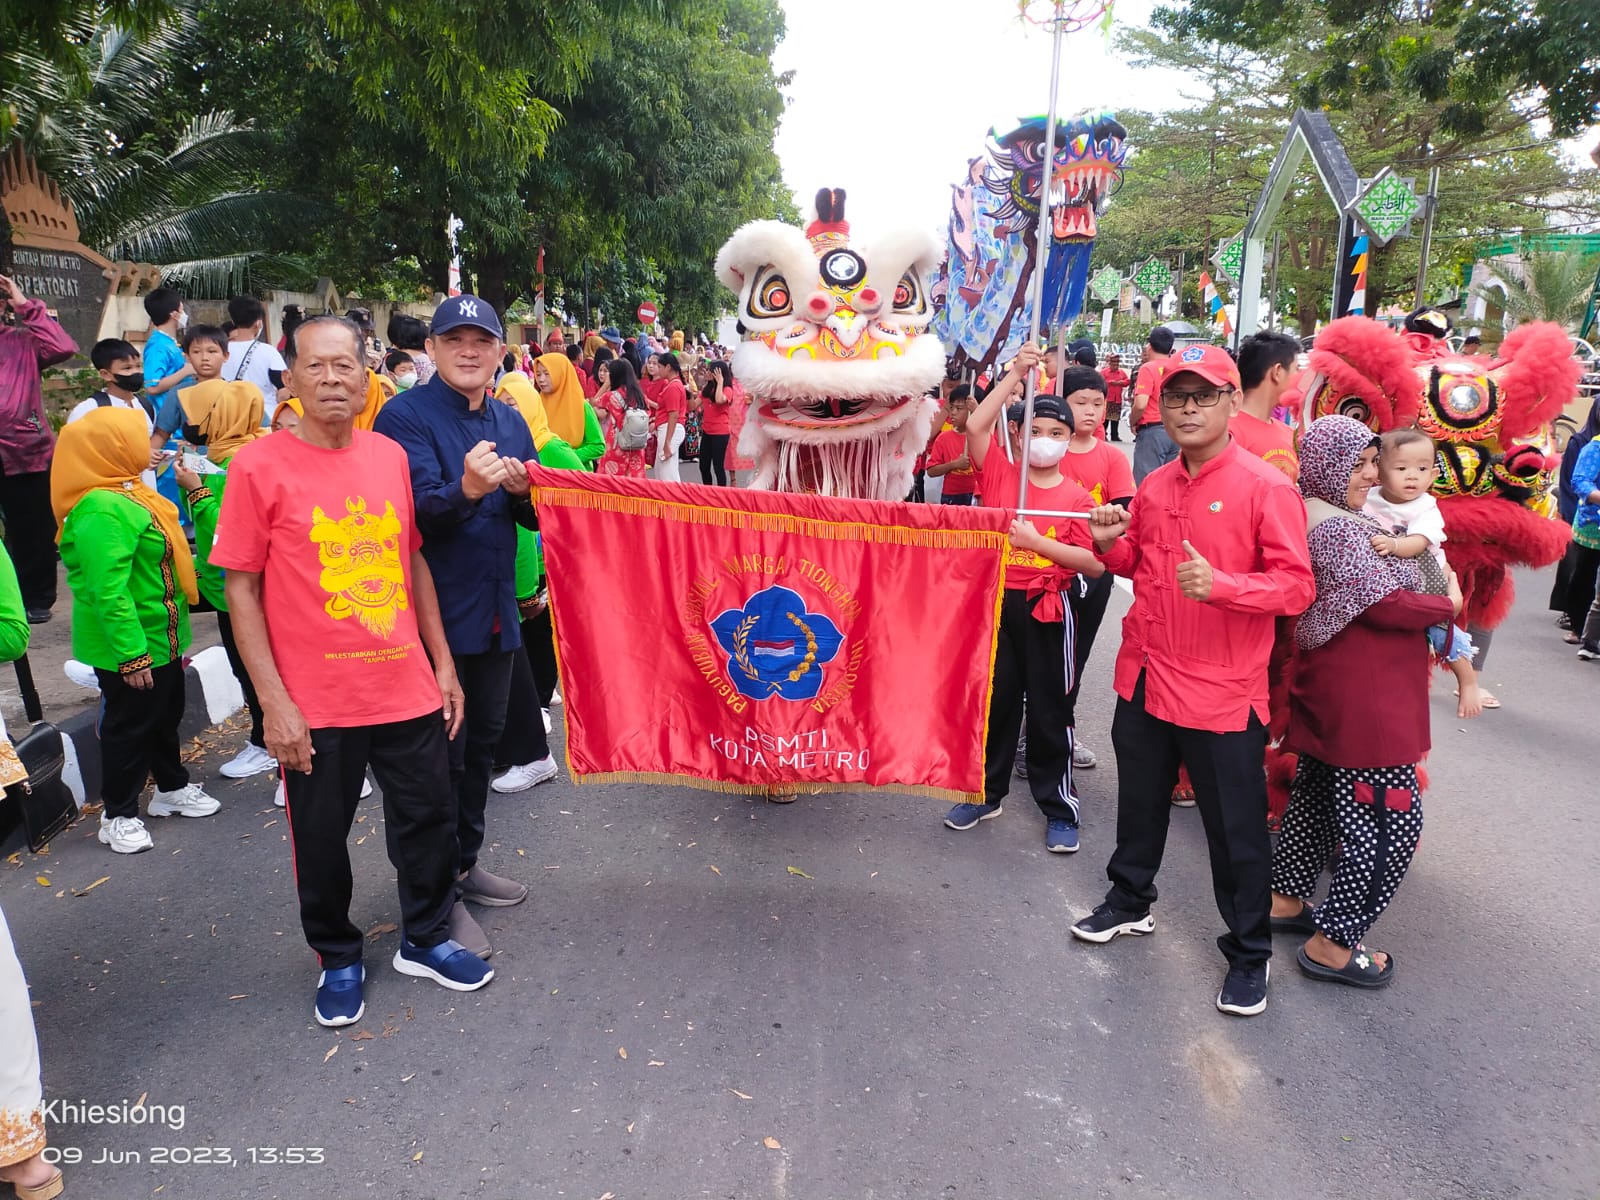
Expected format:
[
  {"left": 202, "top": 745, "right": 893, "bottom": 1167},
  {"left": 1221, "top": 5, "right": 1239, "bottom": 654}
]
[
  {"left": 1089, "top": 265, "right": 1123, "bottom": 306},
  {"left": 1348, "top": 168, "right": 1423, "bottom": 246},
  {"left": 1212, "top": 234, "right": 1244, "bottom": 285},
  {"left": 1132, "top": 258, "right": 1174, "bottom": 299}
]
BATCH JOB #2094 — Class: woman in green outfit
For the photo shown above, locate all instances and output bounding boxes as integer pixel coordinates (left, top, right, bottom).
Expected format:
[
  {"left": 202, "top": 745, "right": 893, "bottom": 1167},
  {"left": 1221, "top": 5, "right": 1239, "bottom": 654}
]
[
  {"left": 52, "top": 406, "right": 221, "bottom": 855},
  {"left": 177, "top": 379, "right": 277, "bottom": 780}
]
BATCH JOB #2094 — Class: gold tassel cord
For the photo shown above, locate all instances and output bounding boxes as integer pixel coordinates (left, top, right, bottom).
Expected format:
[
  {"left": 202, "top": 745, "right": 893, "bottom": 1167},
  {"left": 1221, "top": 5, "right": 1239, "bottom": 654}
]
[{"left": 532, "top": 486, "right": 1010, "bottom": 551}]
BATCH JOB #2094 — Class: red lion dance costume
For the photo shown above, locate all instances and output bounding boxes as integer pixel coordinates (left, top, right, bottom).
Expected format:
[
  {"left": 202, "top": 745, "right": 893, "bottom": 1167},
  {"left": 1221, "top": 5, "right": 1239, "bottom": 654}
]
[{"left": 1263, "top": 314, "right": 1581, "bottom": 819}]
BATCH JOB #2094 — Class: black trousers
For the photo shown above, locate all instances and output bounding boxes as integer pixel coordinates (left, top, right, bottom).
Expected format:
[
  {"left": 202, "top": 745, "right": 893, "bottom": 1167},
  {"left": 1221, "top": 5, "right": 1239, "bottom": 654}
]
[
  {"left": 215, "top": 611, "right": 265, "bottom": 748},
  {"left": 939, "top": 492, "right": 975, "bottom": 506},
  {"left": 984, "top": 588, "right": 1078, "bottom": 821},
  {"left": 0, "top": 467, "right": 56, "bottom": 610},
  {"left": 523, "top": 610, "right": 559, "bottom": 707},
  {"left": 1106, "top": 409, "right": 1123, "bottom": 441},
  {"left": 1104, "top": 672, "right": 1272, "bottom": 969},
  {"left": 698, "top": 433, "right": 730, "bottom": 486},
  {"left": 1550, "top": 540, "right": 1578, "bottom": 611},
  {"left": 450, "top": 642, "right": 515, "bottom": 872},
  {"left": 496, "top": 640, "right": 551, "bottom": 768},
  {"left": 1563, "top": 543, "right": 1600, "bottom": 631},
  {"left": 283, "top": 713, "right": 456, "bottom": 969},
  {"left": 1066, "top": 572, "right": 1114, "bottom": 714},
  {"left": 96, "top": 662, "right": 189, "bottom": 818}
]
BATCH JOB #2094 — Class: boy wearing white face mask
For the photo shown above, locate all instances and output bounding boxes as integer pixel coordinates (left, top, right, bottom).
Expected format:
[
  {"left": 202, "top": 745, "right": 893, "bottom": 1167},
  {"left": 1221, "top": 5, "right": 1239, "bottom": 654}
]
[{"left": 944, "top": 342, "right": 1105, "bottom": 853}]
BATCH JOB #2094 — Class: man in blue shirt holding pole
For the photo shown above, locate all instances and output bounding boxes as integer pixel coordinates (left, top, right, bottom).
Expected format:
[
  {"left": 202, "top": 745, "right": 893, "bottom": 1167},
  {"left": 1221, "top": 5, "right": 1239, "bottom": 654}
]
[{"left": 374, "top": 294, "right": 538, "bottom": 960}]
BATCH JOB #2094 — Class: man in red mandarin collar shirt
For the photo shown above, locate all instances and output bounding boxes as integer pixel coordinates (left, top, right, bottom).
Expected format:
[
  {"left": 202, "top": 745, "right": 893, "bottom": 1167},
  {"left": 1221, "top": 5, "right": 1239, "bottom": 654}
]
[{"left": 1069, "top": 344, "right": 1315, "bottom": 1019}]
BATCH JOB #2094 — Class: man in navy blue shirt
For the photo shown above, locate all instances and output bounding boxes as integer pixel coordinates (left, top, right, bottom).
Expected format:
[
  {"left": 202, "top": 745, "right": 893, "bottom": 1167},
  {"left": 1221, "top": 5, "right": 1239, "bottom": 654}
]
[{"left": 374, "top": 294, "right": 537, "bottom": 959}]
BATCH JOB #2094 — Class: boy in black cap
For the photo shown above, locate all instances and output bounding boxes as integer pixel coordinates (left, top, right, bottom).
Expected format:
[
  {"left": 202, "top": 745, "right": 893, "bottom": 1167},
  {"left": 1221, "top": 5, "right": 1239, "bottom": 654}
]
[
  {"left": 943, "top": 343, "right": 1104, "bottom": 853},
  {"left": 373, "top": 294, "right": 539, "bottom": 960}
]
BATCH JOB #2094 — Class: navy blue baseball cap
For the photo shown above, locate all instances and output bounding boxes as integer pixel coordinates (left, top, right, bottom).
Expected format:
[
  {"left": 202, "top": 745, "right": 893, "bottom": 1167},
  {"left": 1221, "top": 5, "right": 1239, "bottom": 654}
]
[{"left": 430, "top": 294, "right": 504, "bottom": 339}]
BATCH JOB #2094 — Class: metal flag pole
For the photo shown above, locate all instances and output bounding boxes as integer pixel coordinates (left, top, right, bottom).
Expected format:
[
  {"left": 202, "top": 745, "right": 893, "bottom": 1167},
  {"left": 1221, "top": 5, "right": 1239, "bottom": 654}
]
[{"left": 1016, "top": 0, "right": 1069, "bottom": 513}]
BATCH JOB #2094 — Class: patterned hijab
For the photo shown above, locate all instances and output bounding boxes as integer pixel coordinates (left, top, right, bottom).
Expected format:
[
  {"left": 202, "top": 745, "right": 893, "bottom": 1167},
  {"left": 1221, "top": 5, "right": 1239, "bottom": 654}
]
[
  {"left": 52, "top": 407, "right": 199, "bottom": 604},
  {"left": 1294, "top": 415, "right": 1419, "bottom": 651}
]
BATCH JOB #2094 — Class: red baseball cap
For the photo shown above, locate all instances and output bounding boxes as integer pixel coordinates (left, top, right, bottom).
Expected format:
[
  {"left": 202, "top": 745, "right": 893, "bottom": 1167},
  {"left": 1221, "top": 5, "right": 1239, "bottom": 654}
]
[{"left": 1159, "top": 343, "right": 1240, "bottom": 392}]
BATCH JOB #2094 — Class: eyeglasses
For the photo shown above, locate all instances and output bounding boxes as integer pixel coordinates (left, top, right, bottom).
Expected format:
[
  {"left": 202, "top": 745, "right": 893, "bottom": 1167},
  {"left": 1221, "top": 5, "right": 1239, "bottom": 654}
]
[{"left": 1160, "top": 387, "right": 1234, "bottom": 409}]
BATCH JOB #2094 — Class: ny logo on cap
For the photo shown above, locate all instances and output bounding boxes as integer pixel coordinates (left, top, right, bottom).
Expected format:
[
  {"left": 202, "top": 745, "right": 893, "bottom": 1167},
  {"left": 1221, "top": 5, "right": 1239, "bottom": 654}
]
[
  {"left": 1180, "top": 345, "right": 1206, "bottom": 362},
  {"left": 459, "top": 299, "right": 479, "bottom": 319}
]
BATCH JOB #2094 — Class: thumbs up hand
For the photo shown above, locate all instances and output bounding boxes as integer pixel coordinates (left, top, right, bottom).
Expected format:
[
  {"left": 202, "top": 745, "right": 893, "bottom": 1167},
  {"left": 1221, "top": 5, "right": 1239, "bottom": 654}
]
[{"left": 1176, "top": 539, "right": 1214, "bottom": 601}]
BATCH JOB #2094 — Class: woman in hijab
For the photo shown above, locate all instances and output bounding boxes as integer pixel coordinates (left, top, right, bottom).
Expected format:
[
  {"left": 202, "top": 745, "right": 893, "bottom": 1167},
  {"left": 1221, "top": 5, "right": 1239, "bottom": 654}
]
[
  {"left": 1267, "top": 415, "right": 1459, "bottom": 989},
  {"left": 177, "top": 380, "right": 277, "bottom": 780},
  {"left": 532, "top": 353, "right": 605, "bottom": 467},
  {"left": 54, "top": 407, "right": 221, "bottom": 855}
]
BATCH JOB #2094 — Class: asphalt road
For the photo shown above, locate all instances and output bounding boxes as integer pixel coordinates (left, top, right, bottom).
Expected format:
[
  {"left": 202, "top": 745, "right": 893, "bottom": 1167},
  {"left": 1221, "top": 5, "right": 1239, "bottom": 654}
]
[{"left": 2, "top": 565, "right": 1595, "bottom": 1200}]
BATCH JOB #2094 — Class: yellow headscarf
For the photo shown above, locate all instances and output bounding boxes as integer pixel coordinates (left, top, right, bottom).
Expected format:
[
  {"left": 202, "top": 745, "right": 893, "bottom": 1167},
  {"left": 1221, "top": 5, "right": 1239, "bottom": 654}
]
[
  {"left": 582, "top": 333, "right": 605, "bottom": 360},
  {"left": 272, "top": 396, "right": 303, "bottom": 429},
  {"left": 353, "top": 370, "right": 392, "bottom": 432},
  {"left": 534, "top": 352, "right": 587, "bottom": 446},
  {"left": 493, "top": 372, "right": 556, "bottom": 450},
  {"left": 51, "top": 407, "right": 199, "bottom": 604},
  {"left": 179, "top": 379, "right": 265, "bottom": 464}
]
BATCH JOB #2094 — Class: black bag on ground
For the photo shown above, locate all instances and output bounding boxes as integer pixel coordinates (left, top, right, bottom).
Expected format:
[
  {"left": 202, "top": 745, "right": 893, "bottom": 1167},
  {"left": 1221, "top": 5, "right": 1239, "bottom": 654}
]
[{"left": 6, "top": 723, "right": 75, "bottom": 852}]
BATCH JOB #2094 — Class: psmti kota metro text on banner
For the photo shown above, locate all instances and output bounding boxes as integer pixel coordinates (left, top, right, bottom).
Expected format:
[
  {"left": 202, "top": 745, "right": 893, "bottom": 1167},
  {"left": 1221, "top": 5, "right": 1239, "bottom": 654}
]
[{"left": 531, "top": 469, "right": 1011, "bottom": 802}]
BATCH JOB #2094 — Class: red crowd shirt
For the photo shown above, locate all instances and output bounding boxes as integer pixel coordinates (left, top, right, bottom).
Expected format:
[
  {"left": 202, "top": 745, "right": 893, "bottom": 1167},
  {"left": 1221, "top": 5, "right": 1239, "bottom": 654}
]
[
  {"left": 700, "top": 386, "right": 732, "bottom": 435},
  {"left": 1102, "top": 367, "right": 1130, "bottom": 408},
  {"left": 978, "top": 451, "right": 1096, "bottom": 594},
  {"left": 926, "top": 429, "right": 978, "bottom": 496},
  {"left": 1131, "top": 359, "right": 1168, "bottom": 428},
  {"left": 1229, "top": 411, "right": 1299, "bottom": 483},
  {"left": 208, "top": 430, "right": 443, "bottom": 729},
  {"left": 1286, "top": 589, "right": 1453, "bottom": 769},
  {"left": 1063, "top": 439, "right": 1135, "bottom": 506},
  {"left": 1096, "top": 441, "right": 1314, "bottom": 732},
  {"left": 652, "top": 379, "right": 687, "bottom": 430}
]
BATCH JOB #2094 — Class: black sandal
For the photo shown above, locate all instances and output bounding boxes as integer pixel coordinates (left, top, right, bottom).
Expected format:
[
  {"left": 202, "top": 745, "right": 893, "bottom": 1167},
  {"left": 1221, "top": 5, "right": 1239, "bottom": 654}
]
[
  {"left": 1270, "top": 902, "right": 1317, "bottom": 936},
  {"left": 1296, "top": 944, "right": 1395, "bottom": 989}
]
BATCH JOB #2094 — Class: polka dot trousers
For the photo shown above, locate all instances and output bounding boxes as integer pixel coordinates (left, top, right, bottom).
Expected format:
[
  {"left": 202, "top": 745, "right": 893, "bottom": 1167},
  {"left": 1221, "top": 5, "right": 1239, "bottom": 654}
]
[{"left": 1270, "top": 755, "right": 1423, "bottom": 949}]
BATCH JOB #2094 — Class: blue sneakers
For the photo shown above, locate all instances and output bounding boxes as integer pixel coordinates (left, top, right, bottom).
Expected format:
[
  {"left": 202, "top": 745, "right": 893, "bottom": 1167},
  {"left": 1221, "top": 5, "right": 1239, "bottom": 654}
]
[
  {"left": 944, "top": 802, "right": 1002, "bottom": 830},
  {"left": 1045, "top": 819, "right": 1080, "bottom": 853},
  {"left": 315, "top": 963, "right": 365, "bottom": 1028},
  {"left": 393, "top": 938, "right": 495, "bottom": 992}
]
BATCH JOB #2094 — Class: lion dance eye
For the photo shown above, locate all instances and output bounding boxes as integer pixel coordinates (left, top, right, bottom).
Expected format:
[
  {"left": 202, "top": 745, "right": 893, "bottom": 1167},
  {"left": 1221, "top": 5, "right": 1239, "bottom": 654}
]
[
  {"left": 892, "top": 272, "right": 922, "bottom": 314},
  {"left": 746, "top": 267, "right": 793, "bottom": 320}
]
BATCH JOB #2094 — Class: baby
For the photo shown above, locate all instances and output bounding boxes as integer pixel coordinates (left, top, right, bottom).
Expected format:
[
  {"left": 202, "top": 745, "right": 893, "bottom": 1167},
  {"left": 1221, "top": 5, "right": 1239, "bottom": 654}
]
[{"left": 1367, "top": 428, "right": 1483, "bottom": 719}]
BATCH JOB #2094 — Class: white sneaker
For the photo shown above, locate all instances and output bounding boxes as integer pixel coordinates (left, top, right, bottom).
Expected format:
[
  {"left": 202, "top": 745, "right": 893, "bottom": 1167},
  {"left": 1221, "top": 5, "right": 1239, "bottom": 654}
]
[
  {"left": 99, "top": 814, "right": 154, "bottom": 854},
  {"left": 550, "top": 688, "right": 561, "bottom": 706},
  {"left": 220, "top": 742, "right": 277, "bottom": 779},
  {"left": 64, "top": 659, "right": 100, "bottom": 690},
  {"left": 360, "top": 775, "right": 373, "bottom": 799},
  {"left": 542, "top": 708, "right": 553, "bottom": 734},
  {"left": 1073, "top": 742, "right": 1098, "bottom": 770},
  {"left": 274, "top": 780, "right": 286, "bottom": 808},
  {"left": 148, "top": 783, "right": 221, "bottom": 818},
  {"left": 491, "top": 757, "right": 559, "bottom": 794}
]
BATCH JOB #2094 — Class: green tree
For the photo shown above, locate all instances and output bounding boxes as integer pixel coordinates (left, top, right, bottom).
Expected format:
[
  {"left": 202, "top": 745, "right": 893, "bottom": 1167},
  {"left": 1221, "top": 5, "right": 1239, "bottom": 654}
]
[
  {"left": 1475, "top": 250, "right": 1600, "bottom": 329},
  {"left": 1153, "top": 0, "right": 1600, "bottom": 138}
]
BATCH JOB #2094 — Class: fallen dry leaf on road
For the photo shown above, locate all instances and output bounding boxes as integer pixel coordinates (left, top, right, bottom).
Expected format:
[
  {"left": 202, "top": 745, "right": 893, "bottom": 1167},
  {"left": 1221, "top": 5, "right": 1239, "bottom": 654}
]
[
  {"left": 228, "top": 994, "right": 248, "bottom": 1000},
  {"left": 323, "top": 1045, "right": 339, "bottom": 1063},
  {"left": 366, "top": 922, "right": 398, "bottom": 940},
  {"left": 648, "top": 1060, "right": 665, "bottom": 1067},
  {"left": 617, "top": 1047, "right": 627, "bottom": 1059},
  {"left": 35, "top": 875, "right": 49, "bottom": 886},
  {"left": 350, "top": 1030, "right": 375, "bottom": 1041},
  {"left": 709, "top": 865, "right": 722, "bottom": 876},
  {"left": 729, "top": 1089, "right": 752, "bottom": 1100},
  {"left": 786, "top": 866, "right": 813, "bottom": 879},
  {"left": 626, "top": 1123, "right": 635, "bottom": 1134},
  {"left": 73, "top": 876, "right": 111, "bottom": 896},
  {"left": 412, "top": 1151, "right": 423, "bottom": 1163},
  {"left": 134, "top": 1092, "right": 147, "bottom": 1108},
  {"left": 401, "top": 1073, "right": 416, "bottom": 1083},
  {"left": 763, "top": 1137, "right": 782, "bottom": 1150}
]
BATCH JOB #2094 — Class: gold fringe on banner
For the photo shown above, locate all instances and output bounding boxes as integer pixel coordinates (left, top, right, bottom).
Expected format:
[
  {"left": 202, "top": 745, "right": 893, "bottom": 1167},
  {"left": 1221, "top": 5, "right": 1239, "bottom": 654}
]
[
  {"left": 533, "top": 485, "right": 1010, "bottom": 551},
  {"left": 570, "top": 769, "right": 982, "bottom": 806}
]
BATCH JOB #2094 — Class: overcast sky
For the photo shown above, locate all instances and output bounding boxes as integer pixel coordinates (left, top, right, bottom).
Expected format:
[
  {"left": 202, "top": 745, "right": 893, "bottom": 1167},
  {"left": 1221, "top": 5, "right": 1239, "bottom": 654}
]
[{"left": 771, "top": 0, "right": 1597, "bottom": 244}]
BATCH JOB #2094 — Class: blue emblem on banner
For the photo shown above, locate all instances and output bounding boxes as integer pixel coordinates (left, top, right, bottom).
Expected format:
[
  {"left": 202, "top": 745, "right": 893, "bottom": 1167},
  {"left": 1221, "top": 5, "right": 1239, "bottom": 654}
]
[{"left": 709, "top": 585, "right": 844, "bottom": 702}]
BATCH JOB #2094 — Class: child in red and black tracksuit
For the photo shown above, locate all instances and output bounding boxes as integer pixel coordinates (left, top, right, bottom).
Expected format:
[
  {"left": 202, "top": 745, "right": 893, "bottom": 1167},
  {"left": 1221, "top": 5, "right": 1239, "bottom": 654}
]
[{"left": 944, "top": 344, "right": 1103, "bottom": 853}]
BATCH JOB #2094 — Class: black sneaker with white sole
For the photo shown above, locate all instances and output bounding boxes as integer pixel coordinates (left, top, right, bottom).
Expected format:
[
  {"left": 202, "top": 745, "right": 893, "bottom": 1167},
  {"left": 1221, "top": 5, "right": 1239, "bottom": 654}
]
[
  {"left": 1071, "top": 903, "right": 1155, "bottom": 944},
  {"left": 1578, "top": 644, "right": 1598, "bottom": 661},
  {"left": 1216, "top": 962, "right": 1270, "bottom": 1016}
]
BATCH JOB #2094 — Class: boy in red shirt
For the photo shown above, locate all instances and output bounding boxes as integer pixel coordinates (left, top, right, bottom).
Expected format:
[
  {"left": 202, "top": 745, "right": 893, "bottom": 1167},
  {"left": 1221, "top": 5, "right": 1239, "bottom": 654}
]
[
  {"left": 944, "top": 344, "right": 1103, "bottom": 853},
  {"left": 925, "top": 385, "right": 979, "bottom": 505},
  {"left": 1058, "top": 366, "right": 1136, "bottom": 770},
  {"left": 1070, "top": 343, "right": 1314, "bottom": 1019},
  {"left": 1230, "top": 331, "right": 1301, "bottom": 482},
  {"left": 1130, "top": 326, "right": 1177, "bottom": 483},
  {"left": 1101, "top": 353, "right": 1130, "bottom": 442}
]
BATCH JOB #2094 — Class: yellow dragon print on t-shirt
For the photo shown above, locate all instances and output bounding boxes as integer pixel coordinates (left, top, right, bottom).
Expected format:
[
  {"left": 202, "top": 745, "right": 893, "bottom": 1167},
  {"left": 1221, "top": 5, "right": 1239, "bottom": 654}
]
[{"left": 309, "top": 497, "right": 409, "bottom": 639}]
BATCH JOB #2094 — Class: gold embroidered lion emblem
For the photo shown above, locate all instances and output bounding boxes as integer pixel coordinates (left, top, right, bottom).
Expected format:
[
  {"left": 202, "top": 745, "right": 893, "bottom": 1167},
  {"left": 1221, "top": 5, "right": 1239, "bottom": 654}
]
[{"left": 309, "top": 497, "right": 408, "bottom": 638}]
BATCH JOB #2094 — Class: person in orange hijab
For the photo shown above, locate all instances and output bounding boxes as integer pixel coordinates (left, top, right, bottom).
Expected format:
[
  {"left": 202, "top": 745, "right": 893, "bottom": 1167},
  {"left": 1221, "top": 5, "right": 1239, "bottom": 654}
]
[
  {"left": 531, "top": 353, "right": 605, "bottom": 466},
  {"left": 495, "top": 366, "right": 605, "bottom": 467},
  {"left": 53, "top": 407, "right": 221, "bottom": 854}
]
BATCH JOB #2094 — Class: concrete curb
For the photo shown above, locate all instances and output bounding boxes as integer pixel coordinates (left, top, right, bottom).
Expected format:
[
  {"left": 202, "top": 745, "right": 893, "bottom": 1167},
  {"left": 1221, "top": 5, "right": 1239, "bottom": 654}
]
[{"left": 0, "top": 645, "right": 245, "bottom": 855}]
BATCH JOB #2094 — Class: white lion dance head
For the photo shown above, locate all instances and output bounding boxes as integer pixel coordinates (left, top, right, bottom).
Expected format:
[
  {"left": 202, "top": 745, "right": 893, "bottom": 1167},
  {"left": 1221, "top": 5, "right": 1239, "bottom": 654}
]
[{"left": 715, "top": 187, "right": 946, "bottom": 500}]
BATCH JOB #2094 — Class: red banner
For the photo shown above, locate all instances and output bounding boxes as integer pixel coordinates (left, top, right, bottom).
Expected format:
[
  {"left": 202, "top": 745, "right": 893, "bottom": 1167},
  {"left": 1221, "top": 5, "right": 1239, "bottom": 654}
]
[{"left": 531, "top": 469, "right": 1011, "bottom": 801}]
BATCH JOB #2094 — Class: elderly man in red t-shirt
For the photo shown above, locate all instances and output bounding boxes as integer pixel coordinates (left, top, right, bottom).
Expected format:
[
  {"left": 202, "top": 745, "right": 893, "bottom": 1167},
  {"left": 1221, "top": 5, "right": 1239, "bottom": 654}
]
[
  {"left": 1070, "top": 344, "right": 1315, "bottom": 1020},
  {"left": 214, "top": 315, "right": 493, "bottom": 1029}
]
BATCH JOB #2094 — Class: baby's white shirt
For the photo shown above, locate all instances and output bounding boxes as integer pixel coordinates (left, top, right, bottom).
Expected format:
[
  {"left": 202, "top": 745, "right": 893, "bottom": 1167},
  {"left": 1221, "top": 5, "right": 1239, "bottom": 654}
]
[{"left": 1365, "top": 491, "right": 1447, "bottom": 569}]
